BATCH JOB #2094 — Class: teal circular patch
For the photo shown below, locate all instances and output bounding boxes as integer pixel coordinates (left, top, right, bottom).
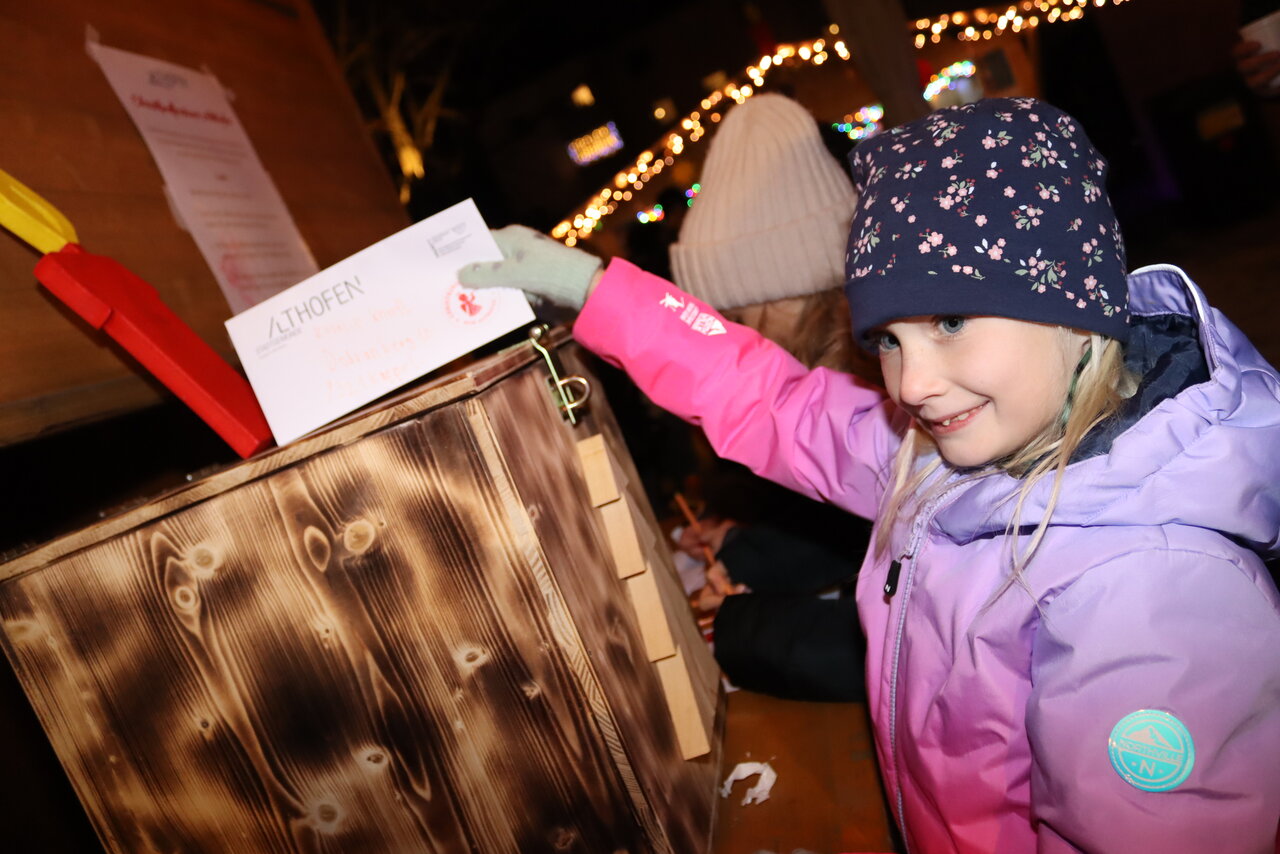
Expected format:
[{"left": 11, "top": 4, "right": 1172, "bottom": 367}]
[{"left": 1107, "top": 709, "right": 1195, "bottom": 792}]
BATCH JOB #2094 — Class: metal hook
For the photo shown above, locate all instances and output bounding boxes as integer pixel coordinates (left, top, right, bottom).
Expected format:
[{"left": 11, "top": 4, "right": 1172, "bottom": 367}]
[
  {"left": 557, "top": 375, "right": 591, "bottom": 415},
  {"left": 528, "top": 324, "right": 588, "bottom": 424}
]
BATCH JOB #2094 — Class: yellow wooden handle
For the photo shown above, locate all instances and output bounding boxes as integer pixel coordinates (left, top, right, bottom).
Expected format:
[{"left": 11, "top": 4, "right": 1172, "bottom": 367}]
[{"left": 0, "top": 168, "right": 77, "bottom": 254}]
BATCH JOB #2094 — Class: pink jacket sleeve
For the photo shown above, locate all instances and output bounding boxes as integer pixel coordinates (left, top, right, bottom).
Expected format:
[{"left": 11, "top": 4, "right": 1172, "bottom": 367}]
[{"left": 573, "top": 258, "right": 902, "bottom": 520}]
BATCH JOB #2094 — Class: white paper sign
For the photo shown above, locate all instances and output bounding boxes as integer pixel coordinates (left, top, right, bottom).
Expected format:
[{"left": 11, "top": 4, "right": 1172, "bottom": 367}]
[
  {"left": 225, "top": 199, "right": 534, "bottom": 444},
  {"left": 89, "top": 41, "right": 320, "bottom": 312}
]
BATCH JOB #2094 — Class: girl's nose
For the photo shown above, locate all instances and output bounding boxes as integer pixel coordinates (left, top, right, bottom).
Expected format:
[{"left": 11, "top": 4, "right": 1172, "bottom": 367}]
[{"left": 895, "top": 347, "right": 946, "bottom": 407}]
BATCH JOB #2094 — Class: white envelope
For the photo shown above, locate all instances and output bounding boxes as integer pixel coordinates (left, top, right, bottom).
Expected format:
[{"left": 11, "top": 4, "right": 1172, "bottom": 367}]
[{"left": 226, "top": 199, "right": 533, "bottom": 444}]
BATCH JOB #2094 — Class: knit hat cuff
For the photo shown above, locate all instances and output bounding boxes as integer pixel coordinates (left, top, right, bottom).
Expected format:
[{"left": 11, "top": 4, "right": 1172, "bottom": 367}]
[
  {"left": 846, "top": 271, "right": 1132, "bottom": 350},
  {"left": 670, "top": 198, "right": 855, "bottom": 310}
]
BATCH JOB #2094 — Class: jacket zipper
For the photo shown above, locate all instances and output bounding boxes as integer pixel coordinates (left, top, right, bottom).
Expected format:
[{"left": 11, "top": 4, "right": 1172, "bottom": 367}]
[
  {"left": 884, "top": 558, "right": 903, "bottom": 597},
  {"left": 885, "top": 481, "right": 966, "bottom": 852}
]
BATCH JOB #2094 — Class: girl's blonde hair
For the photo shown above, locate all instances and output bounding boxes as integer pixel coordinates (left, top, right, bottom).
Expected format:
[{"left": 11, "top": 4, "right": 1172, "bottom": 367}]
[{"left": 875, "top": 331, "right": 1137, "bottom": 595}]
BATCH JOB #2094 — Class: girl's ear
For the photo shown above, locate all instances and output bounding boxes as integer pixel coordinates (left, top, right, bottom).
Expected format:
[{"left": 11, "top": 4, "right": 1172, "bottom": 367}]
[
  {"left": 1057, "top": 327, "right": 1092, "bottom": 380},
  {"left": 1069, "top": 327, "right": 1092, "bottom": 357}
]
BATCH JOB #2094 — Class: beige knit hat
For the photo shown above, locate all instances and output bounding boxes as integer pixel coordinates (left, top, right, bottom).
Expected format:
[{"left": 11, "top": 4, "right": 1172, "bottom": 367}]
[{"left": 668, "top": 93, "right": 858, "bottom": 310}]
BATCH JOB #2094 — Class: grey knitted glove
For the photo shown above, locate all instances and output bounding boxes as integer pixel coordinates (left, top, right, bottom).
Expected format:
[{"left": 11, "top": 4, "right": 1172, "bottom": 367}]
[{"left": 458, "top": 225, "right": 603, "bottom": 310}]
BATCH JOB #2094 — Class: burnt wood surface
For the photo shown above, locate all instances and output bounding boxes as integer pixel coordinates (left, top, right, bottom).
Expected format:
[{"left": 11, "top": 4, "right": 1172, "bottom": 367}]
[
  {"left": 0, "top": 335, "right": 721, "bottom": 853},
  {"left": 481, "top": 344, "right": 723, "bottom": 853}
]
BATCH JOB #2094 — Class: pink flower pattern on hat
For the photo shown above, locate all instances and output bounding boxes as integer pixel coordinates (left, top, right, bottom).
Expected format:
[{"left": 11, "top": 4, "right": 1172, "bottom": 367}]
[{"left": 844, "top": 98, "right": 1130, "bottom": 348}]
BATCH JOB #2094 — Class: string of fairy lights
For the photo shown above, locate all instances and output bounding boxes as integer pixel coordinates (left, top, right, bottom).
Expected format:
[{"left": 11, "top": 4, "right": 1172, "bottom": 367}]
[
  {"left": 554, "top": 0, "right": 1133, "bottom": 246},
  {"left": 912, "top": 0, "right": 1131, "bottom": 46}
]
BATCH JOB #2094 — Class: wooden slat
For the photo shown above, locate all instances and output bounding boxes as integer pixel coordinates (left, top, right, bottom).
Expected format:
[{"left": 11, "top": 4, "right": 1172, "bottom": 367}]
[
  {"left": 463, "top": 399, "right": 670, "bottom": 851},
  {"left": 599, "top": 497, "right": 647, "bottom": 580},
  {"left": 563, "top": 345, "right": 721, "bottom": 739},
  {"left": 575, "top": 433, "right": 620, "bottom": 508},
  {"left": 655, "top": 651, "right": 712, "bottom": 761},
  {"left": 625, "top": 567, "right": 677, "bottom": 662},
  {"left": 0, "top": 375, "right": 163, "bottom": 446},
  {"left": 478, "top": 345, "right": 720, "bottom": 854}
]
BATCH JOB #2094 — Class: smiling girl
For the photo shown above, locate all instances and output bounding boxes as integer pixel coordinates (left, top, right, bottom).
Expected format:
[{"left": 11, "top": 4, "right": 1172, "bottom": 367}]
[{"left": 460, "top": 98, "right": 1280, "bottom": 853}]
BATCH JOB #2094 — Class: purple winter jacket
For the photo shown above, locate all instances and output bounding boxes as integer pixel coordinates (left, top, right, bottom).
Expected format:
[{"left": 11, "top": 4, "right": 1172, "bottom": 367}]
[{"left": 573, "top": 258, "right": 1280, "bottom": 853}]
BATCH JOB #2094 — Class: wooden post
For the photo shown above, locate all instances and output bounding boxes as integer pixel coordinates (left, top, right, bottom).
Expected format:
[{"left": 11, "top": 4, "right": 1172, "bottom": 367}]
[{"left": 821, "top": 0, "right": 930, "bottom": 126}]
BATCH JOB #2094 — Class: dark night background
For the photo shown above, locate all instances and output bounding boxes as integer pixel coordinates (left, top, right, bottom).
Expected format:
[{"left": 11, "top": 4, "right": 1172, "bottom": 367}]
[
  {"left": 4, "top": 1, "right": 1280, "bottom": 849},
  {"left": 306, "top": 0, "right": 1279, "bottom": 240}
]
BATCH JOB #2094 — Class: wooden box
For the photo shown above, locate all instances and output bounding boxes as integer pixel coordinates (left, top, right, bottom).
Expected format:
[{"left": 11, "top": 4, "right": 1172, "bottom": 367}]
[{"left": 0, "top": 332, "right": 723, "bottom": 853}]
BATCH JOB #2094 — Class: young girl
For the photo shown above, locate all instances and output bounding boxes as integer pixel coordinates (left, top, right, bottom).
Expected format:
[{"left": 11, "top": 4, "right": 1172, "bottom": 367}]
[{"left": 460, "top": 97, "right": 1280, "bottom": 853}]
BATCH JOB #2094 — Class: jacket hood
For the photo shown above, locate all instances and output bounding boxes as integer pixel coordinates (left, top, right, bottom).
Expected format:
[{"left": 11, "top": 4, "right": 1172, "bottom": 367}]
[{"left": 934, "top": 264, "right": 1280, "bottom": 559}]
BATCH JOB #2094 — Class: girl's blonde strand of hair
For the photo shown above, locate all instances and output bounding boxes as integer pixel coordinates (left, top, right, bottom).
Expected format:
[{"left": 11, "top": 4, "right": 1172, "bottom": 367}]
[
  {"left": 994, "top": 333, "right": 1132, "bottom": 600},
  {"left": 874, "top": 424, "right": 942, "bottom": 557},
  {"left": 876, "top": 332, "right": 1134, "bottom": 599}
]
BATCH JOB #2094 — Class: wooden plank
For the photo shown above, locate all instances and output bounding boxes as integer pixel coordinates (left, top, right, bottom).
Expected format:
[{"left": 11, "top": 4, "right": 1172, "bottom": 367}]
[
  {"left": 599, "top": 497, "right": 646, "bottom": 580},
  {"left": 655, "top": 650, "right": 711, "bottom": 760},
  {"left": 575, "top": 433, "right": 620, "bottom": 508},
  {"left": 713, "top": 692, "right": 897, "bottom": 854},
  {"left": 0, "top": 375, "right": 163, "bottom": 446},
  {"left": 625, "top": 567, "right": 677, "bottom": 663},
  {"left": 561, "top": 346, "right": 721, "bottom": 738},
  {"left": 478, "top": 345, "right": 720, "bottom": 854},
  {"left": 462, "top": 399, "right": 669, "bottom": 852},
  {"left": 0, "top": 98, "right": 393, "bottom": 229}
]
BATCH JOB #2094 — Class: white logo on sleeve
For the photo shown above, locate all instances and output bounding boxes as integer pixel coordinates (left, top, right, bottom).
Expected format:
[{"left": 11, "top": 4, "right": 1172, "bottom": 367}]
[
  {"left": 693, "top": 314, "right": 726, "bottom": 335},
  {"left": 660, "top": 293, "right": 726, "bottom": 336}
]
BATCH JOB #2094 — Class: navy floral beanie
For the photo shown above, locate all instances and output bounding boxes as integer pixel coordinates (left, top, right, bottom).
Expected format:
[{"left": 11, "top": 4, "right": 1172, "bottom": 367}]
[{"left": 844, "top": 97, "right": 1129, "bottom": 349}]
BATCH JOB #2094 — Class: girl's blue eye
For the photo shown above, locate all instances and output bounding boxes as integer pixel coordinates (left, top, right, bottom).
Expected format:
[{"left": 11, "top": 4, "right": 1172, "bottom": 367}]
[
  {"left": 870, "top": 331, "right": 899, "bottom": 353},
  {"left": 938, "top": 316, "right": 966, "bottom": 335}
]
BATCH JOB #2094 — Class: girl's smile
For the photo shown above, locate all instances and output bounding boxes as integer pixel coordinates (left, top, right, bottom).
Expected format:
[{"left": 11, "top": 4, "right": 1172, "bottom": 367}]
[
  {"left": 924, "top": 401, "right": 987, "bottom": 434},
  {"left": 871, "top": 315, "right": 1088, "bottom": 467}
]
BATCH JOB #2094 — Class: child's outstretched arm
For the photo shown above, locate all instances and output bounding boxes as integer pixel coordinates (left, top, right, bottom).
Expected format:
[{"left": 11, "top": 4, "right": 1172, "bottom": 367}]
[
  {"left": 1026, "top": 547, "right": 1280, "bottom": 852},
  {"left": 458, "top": 227, "right": 901, "bottom": 519}
]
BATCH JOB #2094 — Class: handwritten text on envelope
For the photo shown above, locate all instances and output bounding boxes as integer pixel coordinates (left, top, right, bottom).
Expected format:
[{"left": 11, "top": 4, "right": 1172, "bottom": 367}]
[{"left": 226, "top": 199, "right": 533, "bottom": 444}]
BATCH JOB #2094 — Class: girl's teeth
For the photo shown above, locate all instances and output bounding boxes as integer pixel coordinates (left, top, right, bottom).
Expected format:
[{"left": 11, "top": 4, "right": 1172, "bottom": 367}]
[{"left": 939, "top": 409, "right": 975, "bottom": 427}]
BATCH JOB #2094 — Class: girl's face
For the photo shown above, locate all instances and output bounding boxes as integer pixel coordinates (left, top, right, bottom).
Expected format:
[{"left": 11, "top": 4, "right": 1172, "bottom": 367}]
[{"left": 872, "top": 316, "right": 1088, "bottom": 468}]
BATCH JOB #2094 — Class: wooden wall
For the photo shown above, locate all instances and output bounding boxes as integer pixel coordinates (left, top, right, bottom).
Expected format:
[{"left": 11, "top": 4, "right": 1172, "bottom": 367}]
[{"left": 0, "top": 0, "right": 408, "bottom": 444}]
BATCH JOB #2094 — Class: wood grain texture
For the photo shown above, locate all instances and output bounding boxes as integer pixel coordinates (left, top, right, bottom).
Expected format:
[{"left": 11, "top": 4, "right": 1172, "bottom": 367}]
[
  {"left": 713, "top": 692, "right": 897, "bottom": 854},
  {"left": 0, "top": 0, "right": 406, "bottom": 443},
  {"left": 555, "top": 349, "right": 722, "bottom": 739},
  {"left": 1, "top": 332, "right": 555, "bottom": 580},
  {"left": 0, "top": 337, "right": 719, "bottom": 853},
  {"left": 479, "top": 344, "right": 724, "bottom": 853}
]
